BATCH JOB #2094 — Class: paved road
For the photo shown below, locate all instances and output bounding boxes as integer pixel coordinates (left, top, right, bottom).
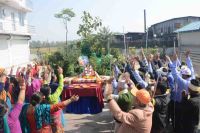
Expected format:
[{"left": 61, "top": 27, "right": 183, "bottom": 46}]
[{"left": 64, "top": 103, "right": 114, "bottom": 133}]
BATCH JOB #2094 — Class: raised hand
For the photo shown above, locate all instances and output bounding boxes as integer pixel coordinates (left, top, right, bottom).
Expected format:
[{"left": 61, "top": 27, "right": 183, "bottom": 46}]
[
  {"left": 106, "top": 77, "right": 114, "bottom": 84},
  {"left": 57, "top": 66, "right": 63, "bottom": 75},
  {"left": 18, "top": 74, "right": 26, "bottom": 90},
  {"left": 141, "top": 47, "right": 144, "bottom": 54},
  {"left": 135, "top": 56, "right": 140, "bottom": 61},
  {"left": 70, "top": 95, "right": 79, "bottom": 102},
  {"left": 131, "top": 61, "right": 136, "bottom": 70},
  {"left": 185, "top": 49, "right": 191, "bottom": 57},
  {"left": 165, "top": 55, "right": 171, "bottom": 62},
  {"left": 172, "top": 52, "right": 178, "bottom": 61}
]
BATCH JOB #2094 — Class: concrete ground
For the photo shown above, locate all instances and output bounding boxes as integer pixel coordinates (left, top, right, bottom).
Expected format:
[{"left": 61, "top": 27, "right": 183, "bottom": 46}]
[
  {"left": 64, "top": 103, "right": 174, "bottom": 133},
  {"left": 64, "top": 103, "right": 114, "bottom": 133}
]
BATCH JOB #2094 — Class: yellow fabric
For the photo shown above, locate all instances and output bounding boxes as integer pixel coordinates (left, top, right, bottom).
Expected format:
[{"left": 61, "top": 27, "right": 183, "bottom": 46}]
[{"left": 152, "top": 98, "right": 156, "bottom": 106}]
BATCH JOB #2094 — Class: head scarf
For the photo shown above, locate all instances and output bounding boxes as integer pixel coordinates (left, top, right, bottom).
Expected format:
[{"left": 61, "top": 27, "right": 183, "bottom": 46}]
[{"left": 136, "top": 89, "right": 151, "bottom": 104}]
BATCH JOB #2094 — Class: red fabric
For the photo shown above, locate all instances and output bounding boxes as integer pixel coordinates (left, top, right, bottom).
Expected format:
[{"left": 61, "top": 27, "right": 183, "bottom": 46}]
[
  {"left": 62, "top": 83, "right": 104, "bottom": 108},
  {"left": 27, "top": 106, "right": 38, "bottom": 133},
  {"left": 26, "top": 103, "right": 65, "bottom": 133},
  {"left": 8, "top": 85, "right": 14, "bottom": 104}
]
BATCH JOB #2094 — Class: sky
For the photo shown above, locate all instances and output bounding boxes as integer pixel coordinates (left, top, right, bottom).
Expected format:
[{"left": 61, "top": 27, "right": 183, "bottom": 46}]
[{"left": 28, "top": 0, "right": 200, "bottom": 41}]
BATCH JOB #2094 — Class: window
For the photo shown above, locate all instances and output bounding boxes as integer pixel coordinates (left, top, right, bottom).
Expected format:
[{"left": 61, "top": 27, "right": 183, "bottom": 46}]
[
  {"left": 0, "top": 8, "right": 3, "bottom": 19},
  {"left": 174, "top": 23, "right": 181, "bottom": 29},
  {"left": 0, "top": 22, "right": 3, "bottom": 30},
  {"left": 11, "top": 13, "right": 16, "bottom": 31},
  {"left": 19, "top": 12, "right": 24, "bottom": 26}
]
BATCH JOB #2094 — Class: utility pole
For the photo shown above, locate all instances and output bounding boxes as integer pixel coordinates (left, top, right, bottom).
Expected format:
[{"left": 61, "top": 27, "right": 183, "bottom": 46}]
[
  {"left": 144, "top": 9, "right": 148, "bottom": 51},
  {"left": 123, "top": 26, "right": 126, "bottom": 55},
  {"left": 47, "top": 39, "right": 50, "bottom": 53},
  {"left": 144, "top": 9, "right": 146, "bottom": 33}
]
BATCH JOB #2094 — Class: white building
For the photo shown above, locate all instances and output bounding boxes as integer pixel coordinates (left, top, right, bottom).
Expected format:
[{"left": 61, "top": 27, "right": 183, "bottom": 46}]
[
  {"left": 175, "top": 21, "right": 200, "bottom": 74},
  {"left": 0, "top": 0, "right": 33, "bottom": 68}
]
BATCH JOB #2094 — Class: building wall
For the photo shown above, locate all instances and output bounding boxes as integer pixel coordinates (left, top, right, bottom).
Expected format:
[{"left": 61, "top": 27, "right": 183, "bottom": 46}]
[
  {"left": 0, "top": 39, "right": 10, "bottom": 67},
  {"left": 0, "top": 4, "right": 30, "bottom": 35},
  {"left": 0, "top": 1, "right": 32, "bottom": 68},
  {"left": 0, "top": 35, "right": 30, "bottom": 68},
  {"left": 10, "top": 39, "right": 30, "bottom": 66},
  {"left": 179, "top": 31, "right": 200, "bottom": 74},
  {"left": 179, "top": 32, "right": 200, "bottom": 45}
]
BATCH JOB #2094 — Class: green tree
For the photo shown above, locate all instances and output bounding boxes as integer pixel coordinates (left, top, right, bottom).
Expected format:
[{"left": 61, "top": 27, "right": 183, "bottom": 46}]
[
  {"left": 110, "top": 48, "right": 121, "bottom": 59},
  {"left": 48, "top": 51, "right": 64, "bottom": 69},
  {"left": 77, "top": 11, "right": 102, "bottom": 38},
  {"left": 55, "top": 8, "right": 75, "bottom": 46}
]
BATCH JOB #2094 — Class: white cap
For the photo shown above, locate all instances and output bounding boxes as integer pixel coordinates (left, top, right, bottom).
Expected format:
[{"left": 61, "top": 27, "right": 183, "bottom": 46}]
[{"left": 181, "top": 67, "right": 191, "bottom": 76}]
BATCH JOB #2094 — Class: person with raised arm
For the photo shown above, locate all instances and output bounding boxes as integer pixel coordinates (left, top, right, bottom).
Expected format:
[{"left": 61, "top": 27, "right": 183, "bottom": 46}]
[
  {"left": 166, "top": 49, "right": 194, "bottom": 132},
  {"left": 0, "top": 73, "right": 25, "bottom": 133},
  {"left": 40, "top": 66, "right": 65, "bottom": 132},
  {"left": 20, "top": 91, "right": 79, "bottom": 133},
  {"left": 105, "top": 78, "right": 153, "bottom": 133},
  {"left": 181, "top": 79, "right": 200, "bottom": 133}
]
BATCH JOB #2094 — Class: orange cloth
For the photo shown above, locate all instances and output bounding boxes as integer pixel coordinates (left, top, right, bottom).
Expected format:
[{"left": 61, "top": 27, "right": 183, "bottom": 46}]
[
  {"left": 136, "top": 89, "right": 151, "bottom": 104},
  {"left": 0, "top": 89, "right": 11, "bottom": 103},
  {"left": 0, "top": 67, "right": 6, "bottom": 76}
]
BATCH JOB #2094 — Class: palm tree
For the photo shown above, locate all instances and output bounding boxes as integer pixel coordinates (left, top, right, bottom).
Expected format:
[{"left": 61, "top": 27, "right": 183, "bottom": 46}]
[{"left": 97, "top": 26, "right": 113, "bottom": 54}]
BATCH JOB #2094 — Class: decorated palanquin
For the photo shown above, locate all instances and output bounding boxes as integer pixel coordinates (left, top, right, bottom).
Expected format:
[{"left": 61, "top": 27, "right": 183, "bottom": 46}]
[
  {"left": 71, "top": 65, "right": 101, "bottom": 84},
  {"left": 62, "top": 65, "right": 104, "bottom": 114}
]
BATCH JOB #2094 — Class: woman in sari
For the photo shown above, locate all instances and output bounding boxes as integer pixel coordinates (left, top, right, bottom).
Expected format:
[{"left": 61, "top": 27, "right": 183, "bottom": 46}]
[
  {"left": 20, "top": 92, "right": 79, "bottom": 133},
  {"left": 40, "top": 66, "right": 65, "bottom": 133},
  {"left": 0, "top": 73, "right": 26, "bottom": 133}
]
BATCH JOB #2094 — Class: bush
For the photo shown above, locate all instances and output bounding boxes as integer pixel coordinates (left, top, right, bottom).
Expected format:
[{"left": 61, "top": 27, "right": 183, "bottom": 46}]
[{"left": 110, "top": 48, "right": 121, "bottom": 59}]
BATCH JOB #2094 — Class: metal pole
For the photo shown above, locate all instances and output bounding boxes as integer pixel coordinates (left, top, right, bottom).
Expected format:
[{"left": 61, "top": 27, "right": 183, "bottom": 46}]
[
  {"left": 144, "top": 9, "right": 146, "bottom": 33},
  {"left": 127, "top": 40, "right": 129, "bottom": 55},
  {"left": 174, "top": 37, "right": 177, "bottom": 55},
  {"left": 123, "top": 27, "right": 126, "bottom": 55},
  {"left": 146, "top": 28, "right": 148, "bottom": 51},
  {"left": 144, "top": 9, "right": 148, "bottom": 52},
  {"left": 177, "top": 32, "right": 182, "bottom": 61}
]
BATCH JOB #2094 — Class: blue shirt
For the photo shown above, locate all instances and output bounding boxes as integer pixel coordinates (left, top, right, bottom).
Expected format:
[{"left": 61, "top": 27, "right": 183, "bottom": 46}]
[
  {"left": 167, "top": 72, "right": 175, "bottom": 100},
  {"left": 132, "top": 70, "right": 148, "bottom": 89},
  {"left": 169, "top": 57, "right": 194, "bottom": 102}
]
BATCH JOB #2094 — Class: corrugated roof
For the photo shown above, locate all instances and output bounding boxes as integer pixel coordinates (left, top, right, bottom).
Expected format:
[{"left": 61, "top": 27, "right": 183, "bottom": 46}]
[
  {"left": 151, "top": 16, "right": 200, "bottom": 27},
  {"left": 175, "top": 21, "right": 200, "bottom": 33}
]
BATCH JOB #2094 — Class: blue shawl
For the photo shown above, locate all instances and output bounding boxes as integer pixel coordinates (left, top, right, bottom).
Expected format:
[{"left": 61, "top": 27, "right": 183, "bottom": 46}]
[
  {"left": 19, "top": 104, "right": 30, "bottom": 133},
  {"left": 0, "top": 96, "right": 12, "bottom": 133},
  {"left": 35, "top": 104, "right": 51, "bottom": 129},
  {"left": 20, "top": 104, "right": 51, "bottom": 132}
]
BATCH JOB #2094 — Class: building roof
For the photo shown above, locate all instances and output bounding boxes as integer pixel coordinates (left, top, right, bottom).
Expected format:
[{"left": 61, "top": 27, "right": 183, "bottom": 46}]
[
  {"left": 0, "top": 0, "right": 32, "bottom": 12},
  {"left": 174, "top": 21, "right": 200, "bottom": 33},
  {"left": 126, "top": 32, "right": 145, "bottom": 34},
  {"left": 151, "top": 16, "right": 200, "bottom": 27}
]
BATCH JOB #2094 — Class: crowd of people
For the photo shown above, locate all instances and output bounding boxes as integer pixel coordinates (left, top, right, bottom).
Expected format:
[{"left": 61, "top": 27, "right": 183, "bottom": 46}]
[
  {"left": 0, "top": 63, "right": 79, "bottom": 133},
  {"left": 104, "top": 48, "right": 200, "bottom": 133},
  {"left": 0, "top": 48, "right": 200, "bottom": 133}
]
